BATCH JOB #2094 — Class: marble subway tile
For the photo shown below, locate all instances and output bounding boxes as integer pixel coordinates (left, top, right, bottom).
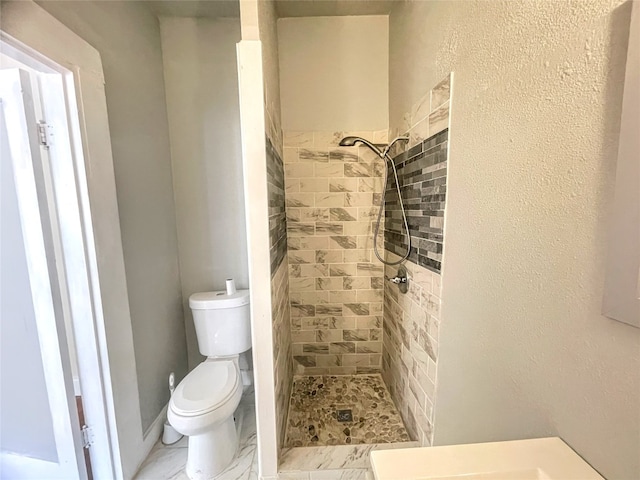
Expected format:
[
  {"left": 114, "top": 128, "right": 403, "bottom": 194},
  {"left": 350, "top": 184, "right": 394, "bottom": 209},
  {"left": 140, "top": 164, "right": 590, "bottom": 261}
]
[
  {"left": 288, "top": 223, "right": 315, "bottom": 236},
  {"left": 286, "top": 163, "right": 314, "bottom": 178},
  {"left": 289, "top": 236, "right": 329, "bottom": 250},
  {"left": 315, "top": 163, "right": 344, "bottom": 177},
  {"left": 329, "top": 342, "right": 356, "bottom": 354},
  {"left": 300, "top": 178, "right": 329, "bottom": 193},
  {"left": 329, "top": 147, "right": 359, "bottom": 162},
  {"left": 298, "top": 208, "right": 329, "bottom": 222},
  {"left": 343, "top": 329, "right": 369, "bottom": 341},
  {"left": 284, "top": 147, "right": 299, "bottom": 163},
  {"left": 299, "top": 264, "right": 328, "bottom": 277},
  {"left": 294, "top": 356, "right": 317, "bottom": 367},
  {"left": 313, "top": 131, "right": 344, "bottom": 147},
  {"left": 302, "top": 317, "right": 330, "bottom": 330},
  {"left": 292, "top": 330, "right": 316, "bottom": 342},
  {"left": 428, "top": 101, "right": 449, "bottom": 136},
  {"left": 288, "top": 250, "right": 315, "bottom": 264},
  {"left": 355, "top": 316, "right": 382, "bottom": 329},
  {"left": 290, "top": 278, "right": 316, "bottom": 292},
  {"left": 330, "top": 264, "right": 358, "bottom": 277},
  {"left": 286, "top": 193, "right": 315, "bottom": 208},
  {"left": 284, "top": 131, "right": 314, "bottom": 147},
  {"left": 316, "top": 277, "right": 343, "bottom": 291},
  {"left": 329, "top": 236, "right": 358, "bottom": 249},
  {"left": 343, "top": 222, "right": 373, "bottom": 236},
  {"left": 303, "top": 343, "right": 329, "bottom": 354},
  {"left": 344, "top": 163, "right": 374, "bottom": 178},
  {"left": 329, "top": 290, "right": 358, "bottom": 303},
  {"left": 299, "top": 149, "right": 329, "bottom": 163},
  {"left": 343, "top": 276, "right": 370, "bottom": 290},
  {"left": 357, "top": 290, "right": 383, "bottom": 302},
  {"left": 344, "top": 193, "right": 373, "bottom": 207},
  {"left": 343, "top": 249, "right": 371, "bottom": 263},
  {"left": 316, "top": 304, "right": 343, "bottom": 316},
  {"left": 356, "top": 342, "right": 382, "bottom": 354},
  {"left": 315, "top": 249, "right": 343, "bottom": 264},
  {"left": 409, "top": 117, "right": 429, "bottom": 146},
  {"left": 330, "top": 208, "right": 358, "bottom": 222},
  {"left": 343, "top": 303, "right": 370, "bottom": 316},
  {"left": 430, "top": 74, "right": 451, "bottom": 111},
  {"left": 286, "top": 179, "right": 300, "bottom": 193},
  {"left": 316, "top": 222, "right": 344, "bottom": 235},
  {"left": 330, "top": 178, "right": 359, "bottom": 192},
  {"left": 373, "top": 129, "right": 389, "bottom": 143},
  {"left": 315, "top": 193, "right": 344, "bottom": 207},
  {"left": 410, "top": 90, "right": 431, "bottom": 127},
  {"left": 316, "top": 329, "right": 342, "bottom": 342},
  {"left": 316, "top": 354, "right": 342, "bottom": 367}
]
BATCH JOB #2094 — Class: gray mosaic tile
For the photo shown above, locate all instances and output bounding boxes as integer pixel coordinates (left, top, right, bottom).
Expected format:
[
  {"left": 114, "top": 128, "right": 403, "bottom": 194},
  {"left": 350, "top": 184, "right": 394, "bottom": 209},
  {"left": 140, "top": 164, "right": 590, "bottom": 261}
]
[
  {"left": 266, "top": 137, "right": 287, "bottom": 275},
  {"left": 384, "top": 129, "right": 448, "bottom": 273}
]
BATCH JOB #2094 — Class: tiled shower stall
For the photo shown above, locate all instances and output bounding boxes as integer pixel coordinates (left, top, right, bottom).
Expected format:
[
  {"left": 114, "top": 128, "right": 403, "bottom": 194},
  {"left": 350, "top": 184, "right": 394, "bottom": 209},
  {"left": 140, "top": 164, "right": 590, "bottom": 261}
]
[{"left": 266, "top": 73, "right": 452, "bottom": 454}]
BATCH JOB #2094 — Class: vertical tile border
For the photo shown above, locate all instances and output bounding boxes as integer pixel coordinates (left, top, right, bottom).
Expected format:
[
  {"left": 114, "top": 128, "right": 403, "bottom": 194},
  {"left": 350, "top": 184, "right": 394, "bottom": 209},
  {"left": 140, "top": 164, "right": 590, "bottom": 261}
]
[{"left": 382, "top": 73, "right": 452, "bottom": 446}]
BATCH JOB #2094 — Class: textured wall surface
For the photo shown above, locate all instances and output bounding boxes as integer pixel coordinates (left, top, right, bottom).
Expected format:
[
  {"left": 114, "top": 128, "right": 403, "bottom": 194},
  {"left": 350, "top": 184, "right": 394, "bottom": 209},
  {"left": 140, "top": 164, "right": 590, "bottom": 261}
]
[
  {"left": 389, "top": 2, "right": 640, "bottom": 479},
  {"left": 39, "top": 0, "right": 187, "bottom": 432},
  {"left": 283, "top": 130, "right": 388, "bottom": 375}
]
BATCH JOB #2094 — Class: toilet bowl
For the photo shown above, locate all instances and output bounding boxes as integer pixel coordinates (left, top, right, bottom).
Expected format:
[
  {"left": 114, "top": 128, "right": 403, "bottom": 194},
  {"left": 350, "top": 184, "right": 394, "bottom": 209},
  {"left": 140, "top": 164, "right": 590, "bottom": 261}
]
[
  {"left": 168, "top": 357, "right": 243, "bottom": 479},
  {"left": 167, "top": 285, "right": 252, "bottom": 480}
]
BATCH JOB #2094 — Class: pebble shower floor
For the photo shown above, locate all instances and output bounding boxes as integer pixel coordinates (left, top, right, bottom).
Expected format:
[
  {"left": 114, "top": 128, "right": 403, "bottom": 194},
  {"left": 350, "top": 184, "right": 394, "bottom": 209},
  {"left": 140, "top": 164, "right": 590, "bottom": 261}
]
[{"left": 285, "top": 374, "right": 410, "bottom": 447}]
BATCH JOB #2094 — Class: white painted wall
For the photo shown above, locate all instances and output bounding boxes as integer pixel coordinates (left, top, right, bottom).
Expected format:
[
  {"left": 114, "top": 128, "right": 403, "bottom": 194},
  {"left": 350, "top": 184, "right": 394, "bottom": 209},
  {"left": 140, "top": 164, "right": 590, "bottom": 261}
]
[
  {"left": 388, "top": 2, "right": 640, "bottom": 479},
  {"left": 37, "top": 1, "right": 188, "bottom": 432},
  {"left": 159, "top": 17, "right": 248, "bottom": 368},
  {"left": 278, "top": 15, "right": 388, "bottom": 132},
  {"left": 0, "top": 104, "right": 57, "bottom": 462}
]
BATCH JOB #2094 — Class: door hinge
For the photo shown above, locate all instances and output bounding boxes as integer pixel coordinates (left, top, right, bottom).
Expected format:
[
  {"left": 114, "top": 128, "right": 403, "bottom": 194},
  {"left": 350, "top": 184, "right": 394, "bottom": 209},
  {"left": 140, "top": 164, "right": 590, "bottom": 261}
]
[
  {"left": 37, "top": 121, "right": 52, "bottom": 148},
  {"left": 81, "top": 425, "right": 93, "bottom": 449}
]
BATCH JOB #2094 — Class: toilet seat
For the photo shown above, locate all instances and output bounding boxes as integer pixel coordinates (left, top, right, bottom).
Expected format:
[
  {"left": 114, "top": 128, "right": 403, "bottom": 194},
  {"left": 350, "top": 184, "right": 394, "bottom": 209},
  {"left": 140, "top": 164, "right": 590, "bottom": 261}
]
[{"left": 171, "top": 360, "right": 239, "bottom": 417}]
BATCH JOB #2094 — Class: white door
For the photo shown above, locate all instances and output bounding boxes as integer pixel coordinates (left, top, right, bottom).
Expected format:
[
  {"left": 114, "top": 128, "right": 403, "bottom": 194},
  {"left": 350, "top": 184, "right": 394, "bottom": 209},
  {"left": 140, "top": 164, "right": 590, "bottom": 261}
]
[{"left": 0, "top": 68, "right": 87, "bottom": 480}]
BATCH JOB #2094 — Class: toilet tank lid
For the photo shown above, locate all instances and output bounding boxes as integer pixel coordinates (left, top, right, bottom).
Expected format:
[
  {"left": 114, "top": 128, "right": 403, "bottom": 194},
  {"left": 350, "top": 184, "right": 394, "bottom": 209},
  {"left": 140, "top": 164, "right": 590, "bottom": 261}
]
[{"left": 189, "top": 289, "right": 250, "bottom": 309}]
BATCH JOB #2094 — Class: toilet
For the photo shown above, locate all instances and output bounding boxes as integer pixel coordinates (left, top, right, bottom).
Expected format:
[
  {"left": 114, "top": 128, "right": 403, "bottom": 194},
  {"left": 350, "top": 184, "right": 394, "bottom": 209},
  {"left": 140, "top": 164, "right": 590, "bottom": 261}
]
[{"left": 168, "top": 287, "right": 251, "bottom": 480}]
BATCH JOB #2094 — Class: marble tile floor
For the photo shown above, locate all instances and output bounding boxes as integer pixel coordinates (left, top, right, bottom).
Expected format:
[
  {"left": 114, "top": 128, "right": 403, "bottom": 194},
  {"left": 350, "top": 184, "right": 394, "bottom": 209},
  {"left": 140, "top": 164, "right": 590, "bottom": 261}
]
[
  {"left": 285, "top": 374, "right": 411, "bottom": 448},
  {"left": 134, "top": 393, "right": 257, "bottom": 480},
  {"left": 277, "top": 442, "right": 418, "bottom": 479}
]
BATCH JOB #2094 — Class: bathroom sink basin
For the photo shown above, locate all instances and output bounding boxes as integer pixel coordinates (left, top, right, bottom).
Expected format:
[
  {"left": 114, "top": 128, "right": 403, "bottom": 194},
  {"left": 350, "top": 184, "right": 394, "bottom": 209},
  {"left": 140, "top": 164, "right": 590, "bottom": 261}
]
[
  {"left": 370, "top": 437, "right": 603, "bottom": 480},
  {"left": 420, "top": 470, "right": 550, "bottom": 480}
]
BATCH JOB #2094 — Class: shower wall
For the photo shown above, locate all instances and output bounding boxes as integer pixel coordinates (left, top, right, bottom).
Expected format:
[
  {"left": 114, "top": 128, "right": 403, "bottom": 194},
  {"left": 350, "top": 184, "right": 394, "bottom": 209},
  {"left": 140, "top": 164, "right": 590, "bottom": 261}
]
[
  {"left": 382, "top": 74, "right": 451, "bottom": 446},
  {"left": 277, "top": 15, "right": 390, "bottom": 377},
  {"left": 284, "top": 131, "right": 388, "bottom": 374},
  {"left": 256, "top": 0, "right": 293, "bottom": 452}
]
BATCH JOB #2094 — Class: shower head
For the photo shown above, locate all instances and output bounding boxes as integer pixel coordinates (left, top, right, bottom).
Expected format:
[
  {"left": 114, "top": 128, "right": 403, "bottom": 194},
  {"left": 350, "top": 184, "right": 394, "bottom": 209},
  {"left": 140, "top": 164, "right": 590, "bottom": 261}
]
[
  {"left": 339, "top": 136, "right": 361, "bottom": 147},
  {"left": 338, "top": 136, "right": 385, "bottom": 158},
  {"left": 339, "top": 135, "right": 410, "bottom": 159}
]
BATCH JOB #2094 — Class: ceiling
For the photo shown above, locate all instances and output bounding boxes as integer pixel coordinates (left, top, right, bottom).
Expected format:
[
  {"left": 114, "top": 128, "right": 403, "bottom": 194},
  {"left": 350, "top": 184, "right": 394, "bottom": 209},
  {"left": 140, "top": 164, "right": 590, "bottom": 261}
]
[
  {"left": 145, "top": 0, "right": 395, "bottom": 19},
  {"left": 275, "top": 0, "right": 395, "bottom": 17},
  {"left": 146, "top": 1, "right": 240, "bottom": 18}
]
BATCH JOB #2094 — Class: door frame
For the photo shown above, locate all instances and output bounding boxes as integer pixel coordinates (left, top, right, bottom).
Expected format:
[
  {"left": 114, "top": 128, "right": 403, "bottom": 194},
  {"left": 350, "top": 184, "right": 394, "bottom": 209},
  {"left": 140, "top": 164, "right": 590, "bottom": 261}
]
[
  {"left": 0, "top": 68, "right": 87, "bottom": 480},
  {"left": 1, "top": 2, "right": 145, "bottom": 478}
]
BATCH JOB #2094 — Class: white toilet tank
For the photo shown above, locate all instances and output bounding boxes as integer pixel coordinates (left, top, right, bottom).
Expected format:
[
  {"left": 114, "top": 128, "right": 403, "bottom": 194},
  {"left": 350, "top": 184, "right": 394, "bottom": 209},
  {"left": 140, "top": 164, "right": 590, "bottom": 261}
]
[{"left": 189, "top": 289, "right": 251, "bottom": 357}]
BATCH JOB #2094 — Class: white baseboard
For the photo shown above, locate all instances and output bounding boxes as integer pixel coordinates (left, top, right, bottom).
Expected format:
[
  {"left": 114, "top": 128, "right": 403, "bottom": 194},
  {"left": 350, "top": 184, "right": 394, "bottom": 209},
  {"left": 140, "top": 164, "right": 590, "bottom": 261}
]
[{"left": 132, "top": 403, "right": 168, "bottom": 475}]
